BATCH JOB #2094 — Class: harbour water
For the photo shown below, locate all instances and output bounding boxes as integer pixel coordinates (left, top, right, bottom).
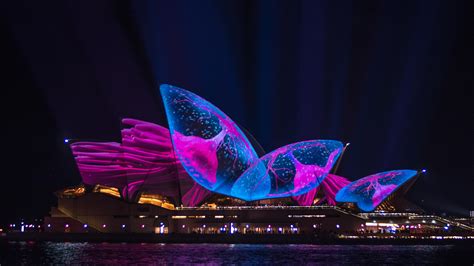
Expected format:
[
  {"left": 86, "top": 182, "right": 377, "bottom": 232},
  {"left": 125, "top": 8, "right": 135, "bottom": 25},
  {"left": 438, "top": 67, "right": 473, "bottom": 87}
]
[{"left": 0, "top": 242, "right": 472, "bottom": 264}]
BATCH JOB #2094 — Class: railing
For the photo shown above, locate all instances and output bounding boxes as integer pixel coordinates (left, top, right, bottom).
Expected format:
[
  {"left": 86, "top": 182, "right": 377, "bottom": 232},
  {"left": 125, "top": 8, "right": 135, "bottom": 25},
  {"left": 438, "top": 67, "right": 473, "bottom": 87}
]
[
  {"left": 175, "top": 205, "right": 365, "bottom": 219},
  {"left": 409, "top": 215, "right": 474, "bottom": 231},
  {"left": 359, "top": 212, "right": 417, "bottom": 218}
]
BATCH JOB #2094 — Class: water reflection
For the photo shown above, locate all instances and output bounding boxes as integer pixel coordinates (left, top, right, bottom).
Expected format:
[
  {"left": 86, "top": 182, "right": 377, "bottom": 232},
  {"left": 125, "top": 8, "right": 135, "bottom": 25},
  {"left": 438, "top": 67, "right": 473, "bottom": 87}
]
[{"left": 0, "top": 242, "right": 472, "bottom": 264}]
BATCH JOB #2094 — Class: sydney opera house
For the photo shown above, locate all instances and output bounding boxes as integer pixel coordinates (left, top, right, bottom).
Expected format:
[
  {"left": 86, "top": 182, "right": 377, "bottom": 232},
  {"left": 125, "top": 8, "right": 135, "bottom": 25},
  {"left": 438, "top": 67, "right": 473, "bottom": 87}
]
[{"left": 43, "top": 85, "right": 473, "bottom": 236}]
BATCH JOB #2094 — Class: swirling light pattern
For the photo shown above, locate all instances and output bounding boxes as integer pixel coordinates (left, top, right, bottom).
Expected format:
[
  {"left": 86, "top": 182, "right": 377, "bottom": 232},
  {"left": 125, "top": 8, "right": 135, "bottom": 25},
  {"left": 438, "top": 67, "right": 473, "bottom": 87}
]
[
  {"left": 231, "top": 140, "right": 343, "bottom": 201},
  {"left": 161, "top": 84, "right": 345, "bottom": 201},
  {"left": 160, "top": 84, "right": 259, "bottom": 196},
  {"left": 71, "top": 118, "right": 211, "bottom": 206},
  {"left": 335, "top": 170, "right": 418, "bottom": 211},
  {"left": 292, "top": 174, "right": 351, "bottom": 206},
  {"left": 71, "top": 84, "right": 416, "bottom": 207}
]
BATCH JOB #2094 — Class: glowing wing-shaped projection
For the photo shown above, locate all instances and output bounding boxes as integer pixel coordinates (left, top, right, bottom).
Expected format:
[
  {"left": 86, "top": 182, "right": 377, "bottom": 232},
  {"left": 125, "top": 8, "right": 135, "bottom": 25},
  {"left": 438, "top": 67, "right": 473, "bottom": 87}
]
[
  {"left": 230, "top": 140, "right": 343, "bottom": 201},
  {"left": 71, "top": 118, "right": 211, "bottom": 206},
  {"left": 160, "top": 84, "right": 259, "bottom": 195},
  {"left": 335, "top": 170, "right": 418, "bottom": 211}
]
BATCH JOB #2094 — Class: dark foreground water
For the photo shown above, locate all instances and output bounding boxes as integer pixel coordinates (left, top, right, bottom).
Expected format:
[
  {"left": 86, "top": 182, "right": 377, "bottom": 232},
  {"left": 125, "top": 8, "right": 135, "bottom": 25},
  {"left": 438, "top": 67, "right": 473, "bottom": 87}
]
[{"left": 0, "top": 242, "right": 472, "bottom": 265}]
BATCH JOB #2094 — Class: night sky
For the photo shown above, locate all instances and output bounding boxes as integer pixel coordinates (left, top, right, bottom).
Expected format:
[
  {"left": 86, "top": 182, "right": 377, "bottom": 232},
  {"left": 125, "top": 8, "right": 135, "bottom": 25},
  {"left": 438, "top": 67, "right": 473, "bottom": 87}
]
[{"left": 1, "top": 0, "right": 472, "bottom": 225}]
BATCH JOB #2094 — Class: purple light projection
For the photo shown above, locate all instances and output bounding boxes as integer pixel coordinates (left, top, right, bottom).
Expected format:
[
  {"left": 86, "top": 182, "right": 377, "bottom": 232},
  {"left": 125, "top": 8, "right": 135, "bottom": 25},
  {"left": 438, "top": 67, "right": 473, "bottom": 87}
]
[
  {"left": 230, "top": 140, "right": 343, "bottom": 201},
  {"left": 70, "top": 84, "right": 417, "bottom": 208},
  {"left": 71, "top": 118, "right": 210, "bottom": 206},
  {"left": 292, "top": 174, "right": 350, "bottom": 206},
  {"left": 161, "top": 84, "right": 344, "bottom": 201},
  {"left": 160, "top": 84, "right": 259, "bottom": 195},
  {"left": 335, "top": 170, "right": 418, "bottom": 211}
]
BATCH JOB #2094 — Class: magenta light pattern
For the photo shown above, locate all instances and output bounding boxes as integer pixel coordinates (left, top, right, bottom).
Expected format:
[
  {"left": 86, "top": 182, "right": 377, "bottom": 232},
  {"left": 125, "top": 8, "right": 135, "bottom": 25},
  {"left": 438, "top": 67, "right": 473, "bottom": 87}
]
[
  {"left": 70, "top": 84, "right": 417, "bottom": 206},
  {"left": 160, "top": 84, "right": 259, "bottom": 195},
  {"left": 230, "top": 140, "right": 343, "bottom": 201},
  {"left": 292, "top": 174, "right": 350, "bottom": 206},
  {"left": 161, "top": 84, "right": 344, "bottom": 201},
  {"left": 71, "top": 118, "right": 211, "bottom": 206},
  {"left": 335, "top": 170, "right": 418, "bottom": 211}
]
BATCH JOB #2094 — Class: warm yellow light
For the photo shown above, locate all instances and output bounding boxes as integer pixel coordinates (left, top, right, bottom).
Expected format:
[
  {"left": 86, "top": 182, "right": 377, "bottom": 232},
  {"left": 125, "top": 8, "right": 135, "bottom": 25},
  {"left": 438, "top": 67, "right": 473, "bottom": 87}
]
[
  {"left": 138, "top": 193, "right": 175, "bottom": 210},
  {"left": 59, "top": 185, "right": 86, "bottom": 197}
]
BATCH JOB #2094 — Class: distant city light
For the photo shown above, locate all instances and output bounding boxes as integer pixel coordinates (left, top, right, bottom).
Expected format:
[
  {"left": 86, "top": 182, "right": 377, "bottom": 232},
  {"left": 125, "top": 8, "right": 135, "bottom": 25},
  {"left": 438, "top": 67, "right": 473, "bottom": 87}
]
[
  {"left": 102, "top": 224, "right": 107, "bottom": 228},
  {"left": 65, "top": 224, "right": 69, "bottom": 228},
  {"left": 336, "top": 224, "right": 340, "bottom": 229},
  {"left": 141, "top": 224, "right": 145, "bottom": 228},
  {"left": 122, "top": 224, "right": 126, "bottom": 228},
  {"left": 421, "top": 169, "right": 427, "bottom": 173},
  {"left": 47, "top": 224, "right": 51, "bottom": 228},
  {"left": 64, "top": 139, "right": 69, "bottom": 143},
  {"left": 83, "top": 224, "right": 88, "bottom": 228}
]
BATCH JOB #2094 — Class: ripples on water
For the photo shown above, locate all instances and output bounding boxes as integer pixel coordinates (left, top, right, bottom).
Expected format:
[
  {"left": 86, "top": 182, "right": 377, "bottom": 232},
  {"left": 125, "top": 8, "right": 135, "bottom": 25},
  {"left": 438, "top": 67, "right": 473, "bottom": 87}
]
[{"left": 0, "top": 242, "right": 472, "bottom": 265}]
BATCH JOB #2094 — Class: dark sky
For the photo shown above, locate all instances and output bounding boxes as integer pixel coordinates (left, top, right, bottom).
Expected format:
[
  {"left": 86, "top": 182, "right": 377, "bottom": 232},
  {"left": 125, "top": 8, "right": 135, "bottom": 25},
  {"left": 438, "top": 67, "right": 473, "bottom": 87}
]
[{"left": 1, "top": 0, "right": 472, "bottom": 225}]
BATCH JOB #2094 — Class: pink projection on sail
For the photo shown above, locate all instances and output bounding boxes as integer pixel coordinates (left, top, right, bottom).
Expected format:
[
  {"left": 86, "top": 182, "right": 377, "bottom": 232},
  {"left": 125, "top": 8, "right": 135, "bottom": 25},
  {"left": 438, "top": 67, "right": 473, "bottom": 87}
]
[{"left": 70, "top": 118, "right": 210, "bottom": 207}]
